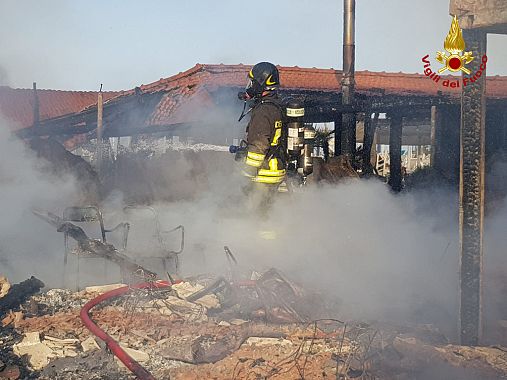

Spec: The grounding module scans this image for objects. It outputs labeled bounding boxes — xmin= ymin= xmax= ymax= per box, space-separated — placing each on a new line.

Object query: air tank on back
xmin=285 ymin=101 xmax=314 ymax=179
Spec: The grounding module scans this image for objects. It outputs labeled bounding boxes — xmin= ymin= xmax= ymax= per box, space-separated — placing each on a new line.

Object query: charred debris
xmin=2 ymin=1 xmax=507 ymax=378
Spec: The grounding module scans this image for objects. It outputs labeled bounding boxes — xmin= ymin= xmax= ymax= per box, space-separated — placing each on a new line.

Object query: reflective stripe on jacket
xmin=254 ymin=157 xmax=285 ymax=184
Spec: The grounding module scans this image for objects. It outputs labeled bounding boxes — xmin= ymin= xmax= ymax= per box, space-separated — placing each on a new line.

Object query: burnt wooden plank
xmin=459 ymin=29 xmax=487 ymax=346
xmin=388 ymin=112 xmax=403 ymax=192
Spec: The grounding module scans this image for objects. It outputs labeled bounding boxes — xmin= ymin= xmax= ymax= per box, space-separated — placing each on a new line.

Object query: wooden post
xmin=430 ymin=106 xmax=438 ymax=167
xmin=362 ymin=111 xmax=376 ymax=174
xmin=388 ymin=111 xmax=403 ymax=192
xmin=503 ymin=110 xmax=507 ymax=151
xmin=96 ymin=85 xmax=104 ymax=175
xmin=459 ymin=29 xmax=487 ymax=346
xmin=32 ymin=82 xmax=39 ymax=127
xmin=370 ymin=113 xmax=379 ymax=170
xmin=334 ymin=115 xmax=342 ymax=156
xmin=485 ymin=109 xmax=504 ymax=157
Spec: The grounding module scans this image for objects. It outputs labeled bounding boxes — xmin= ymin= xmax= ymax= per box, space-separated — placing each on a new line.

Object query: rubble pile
xmin=1 ymin=273 xmax=507 ymax=379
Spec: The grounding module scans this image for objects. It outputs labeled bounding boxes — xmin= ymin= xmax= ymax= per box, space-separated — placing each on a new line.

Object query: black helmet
xmin=244 ymin=62 xmax=279 ymax=99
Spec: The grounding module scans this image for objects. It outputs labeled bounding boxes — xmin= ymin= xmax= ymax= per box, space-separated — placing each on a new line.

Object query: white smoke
xmin=0 ymin=116 xmax=79 ymax=286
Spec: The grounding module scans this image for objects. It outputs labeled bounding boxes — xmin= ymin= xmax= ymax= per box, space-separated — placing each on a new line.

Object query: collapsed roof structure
xmin=3 ymin=64 xmax=507 ymax=189
xmin=3 ymin=63 xmax=506 ymax=142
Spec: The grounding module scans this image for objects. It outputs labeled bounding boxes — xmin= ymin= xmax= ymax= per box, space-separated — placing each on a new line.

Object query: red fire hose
xmin=80 ymin=280 xmax=182 ymax=380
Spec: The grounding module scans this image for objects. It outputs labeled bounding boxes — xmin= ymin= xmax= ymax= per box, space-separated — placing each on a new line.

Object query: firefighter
xmin=237 ymin=62 xmax=286 ymax=213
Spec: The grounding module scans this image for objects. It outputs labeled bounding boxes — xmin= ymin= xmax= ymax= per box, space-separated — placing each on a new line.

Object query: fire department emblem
xmin=436 ymin=15 xmax=474 ymax=74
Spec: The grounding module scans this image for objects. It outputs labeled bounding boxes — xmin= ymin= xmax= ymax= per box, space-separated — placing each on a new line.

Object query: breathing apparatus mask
xmin=237 ymin=79 xmax=259 ymax=121
xmin=237 ymin=62 xmax=280 ymax=122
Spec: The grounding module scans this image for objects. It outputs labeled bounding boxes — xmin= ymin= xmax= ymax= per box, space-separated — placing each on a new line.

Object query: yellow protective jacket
xmin=243 ymin=97 xmax=286 ymax=184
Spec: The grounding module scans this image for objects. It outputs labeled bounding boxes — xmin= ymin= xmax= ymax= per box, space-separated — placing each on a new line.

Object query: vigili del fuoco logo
xmin=421 ymin=15 xmax=487 ymax=88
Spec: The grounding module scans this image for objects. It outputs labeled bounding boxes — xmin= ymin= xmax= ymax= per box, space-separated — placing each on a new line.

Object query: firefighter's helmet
xmin=245 ymin=62 xmax=279 ymax=99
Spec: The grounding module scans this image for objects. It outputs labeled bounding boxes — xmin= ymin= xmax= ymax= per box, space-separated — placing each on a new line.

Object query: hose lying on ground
xmin=80 ymin=280 xmax=181 ymax=380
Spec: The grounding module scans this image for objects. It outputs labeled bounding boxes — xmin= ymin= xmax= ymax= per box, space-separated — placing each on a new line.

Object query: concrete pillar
xmin=459 ymin=29 xmax=487 ymax=346
xmin=388 ymin=112 xmax=403 ymax=192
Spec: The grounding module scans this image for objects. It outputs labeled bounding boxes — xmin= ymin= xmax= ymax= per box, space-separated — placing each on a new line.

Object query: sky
xmin=0 ymin=0 xmax=506 ymax=91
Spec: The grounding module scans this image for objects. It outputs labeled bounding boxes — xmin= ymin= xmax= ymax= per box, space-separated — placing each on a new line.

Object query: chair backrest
xmin=63 ymin=206 xmax=106 ymax=242
xmin=123 ymin=205 xmax=185 ymax=272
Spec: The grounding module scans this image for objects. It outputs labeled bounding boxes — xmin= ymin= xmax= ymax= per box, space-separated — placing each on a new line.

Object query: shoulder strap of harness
xmin=254 ymin=98 xmax=288 ymax=165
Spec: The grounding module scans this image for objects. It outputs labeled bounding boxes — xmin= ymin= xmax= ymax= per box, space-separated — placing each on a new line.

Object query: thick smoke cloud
xmin=0 ymin=116 xmax=79 ymax=286
xmin=135 ymin=173 xmax=460 ymax=338
xmin=2 ymin=94 xmax=507 ymax=350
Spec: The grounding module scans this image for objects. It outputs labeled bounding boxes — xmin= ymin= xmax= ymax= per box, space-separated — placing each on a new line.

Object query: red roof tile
xmin=4 ymin=64 xmax=507 ymax=134
xmin=0 ymin=87 xmax=118 ymax=130
xmin=135 ymin=64 xmax=507 ymax=99
xmin=132 ymin=64 xmax=507 ymax=126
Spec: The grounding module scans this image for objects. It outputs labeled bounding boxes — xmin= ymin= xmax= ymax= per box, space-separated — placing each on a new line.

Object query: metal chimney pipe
xmin=343 ymin=0 xmax=355 ymax=74
xmin=340 ymin=0 xmax=356 ymax=157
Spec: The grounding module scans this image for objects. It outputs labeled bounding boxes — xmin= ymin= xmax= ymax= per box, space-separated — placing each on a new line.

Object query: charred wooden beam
xmin=32 ymin=209 xmax=157 ymax=279
xmin=334 ymin=114 xmax=342 ymax=156
xmin=362 ymin=111 xmax=377 ymax=174
xmin=388 ymin=111 xmax=403 ymax=192
xmin=159 ymin=323 xmax=343 ymax=364
xmin=440 ymin=106 xmax=460 ymax=181
xmin=17 ymin=122 xmax=93 ymax=138
xmin=370 ymin=112 xmax=379 ymax=168
xmin=0 ymin=277 xmax=44 ymax=317
xmin=485 ymin=107 xmax=505 ymax=157
xmin=430 ymin=106 xmax=438 ymax=167
xmin=16 ymin=91 xmax=165 ymax=138
xmin=503 ymin=109 xmax=507 ymax=150
xmin=369 ymin=95 xmax=458 ymax=111
xmin=459 ymin=29 xmax=487 ymax=346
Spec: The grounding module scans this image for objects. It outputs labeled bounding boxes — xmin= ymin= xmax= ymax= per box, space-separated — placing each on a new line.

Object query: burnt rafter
xmin=16 ymin=91 xmax=165 ymax=138
xmin=13 ymin=80 xmax=506 ymax=140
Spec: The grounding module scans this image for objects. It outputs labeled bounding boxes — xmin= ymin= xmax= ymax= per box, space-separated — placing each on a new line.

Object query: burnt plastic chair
xmin=122 ymin=205 xmax=184 ymax=280
xmin=62 ymin=206 xmax=129 ymax=290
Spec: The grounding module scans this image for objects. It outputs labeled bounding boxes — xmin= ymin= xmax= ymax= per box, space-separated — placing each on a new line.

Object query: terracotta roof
xmin=6 ymin=64 xmax=507 ymax=134
xmin=137 ymin=63 xmax=507 ymax=98
xmin=132 ymin=64 xmax=507 ymax=126
xmin=0 ymin=87 xmax=118 ymax=130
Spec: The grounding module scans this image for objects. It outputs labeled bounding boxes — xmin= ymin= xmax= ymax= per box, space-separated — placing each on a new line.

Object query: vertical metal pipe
xmin=340 ymin=0 xmax=356 ymax=157
xmin=459 ymin=29 xmax=487 ymax=346
xmin=32 ymin=82 xmax=39 ymax=127
xmin=388 ymin=111 xmax=403 ymax=192
xmin=96 ymin=85 xmax=104 ymax=175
